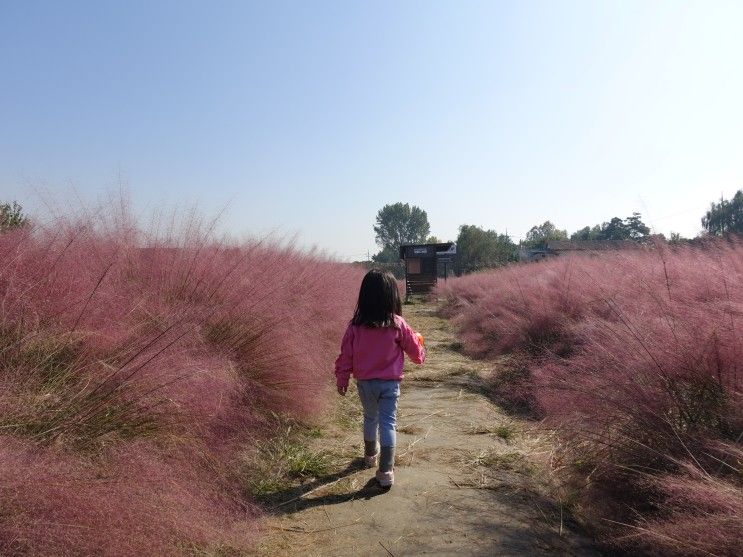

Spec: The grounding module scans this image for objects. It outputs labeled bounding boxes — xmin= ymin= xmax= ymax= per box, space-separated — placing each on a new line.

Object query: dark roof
xmin=399 ymin=242 xmax=455 ymax=259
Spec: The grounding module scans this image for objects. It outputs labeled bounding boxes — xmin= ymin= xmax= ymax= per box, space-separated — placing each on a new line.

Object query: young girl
xmin=335 ymin=269 xmax=426 ymax=487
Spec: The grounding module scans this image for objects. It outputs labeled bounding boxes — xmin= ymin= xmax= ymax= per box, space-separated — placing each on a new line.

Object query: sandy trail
xmin=259 ymin=302 xmax=597 ymax=556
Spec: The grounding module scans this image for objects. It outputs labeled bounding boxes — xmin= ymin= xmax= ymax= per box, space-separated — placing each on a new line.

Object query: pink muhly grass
xmin=0 ymin=205 xmax=362 ymax=554
xmin=436 ymin=239 xmax=743 ymax=555
xmin=625 ymin=463 xmax=743 ymax=557
xmin=0 ymin=436 xmax=259 ymax=556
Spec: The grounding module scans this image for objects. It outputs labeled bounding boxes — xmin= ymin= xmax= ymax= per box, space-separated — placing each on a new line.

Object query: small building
xmin=399 ymin=242 xmax=456 ymax=300
xmin=519 ymin=239 xmax=639 ymax=262
xmin=518 ymin=247 xmax=551 ymax=262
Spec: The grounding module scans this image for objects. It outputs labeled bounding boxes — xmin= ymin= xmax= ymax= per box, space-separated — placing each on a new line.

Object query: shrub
xmin=0 ymin=201 xmax=28 ymax=232
xmin=436 ymin=240 xmax=743 ymax=555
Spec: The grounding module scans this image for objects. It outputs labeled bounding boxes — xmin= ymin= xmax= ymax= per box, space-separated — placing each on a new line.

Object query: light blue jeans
xmin=356 ymin=379 xmax=400 ymax=447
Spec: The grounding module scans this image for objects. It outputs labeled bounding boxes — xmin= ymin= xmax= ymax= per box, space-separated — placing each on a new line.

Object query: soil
xmin=257 ymin=302 xmax=598 ymax=556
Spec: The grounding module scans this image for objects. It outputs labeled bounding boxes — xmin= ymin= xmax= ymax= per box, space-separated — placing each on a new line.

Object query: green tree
xmin=523 ymin=221 xmax=568 ymax=247
xmin=570 ymin=226 xmax=591 ymax=241
xmin=373 ymin=202 xmax=430 ymax=256
xmin=600 ymin=217 xmax=631 ymax=240
xmin=0 ymin=201 xmax=28 ymax=232
xmin=371 ymin=245 xmax=399 ymax=263
xmin=624 ymin=212 xmax=651 ymax=239
xmin=669 ymin=232 xmax=685 ymax=245
xmin=570 ymin=224 xmax=601 ymax=241
xmin=702 ymin=191 xmax=743 ymax=236
xmin=457 ymin=224 xmax=515 ymax=273
xmin=570 ymin=213 xmax=650 ymax=241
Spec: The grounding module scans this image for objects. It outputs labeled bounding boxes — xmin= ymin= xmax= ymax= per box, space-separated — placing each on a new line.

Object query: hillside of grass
xmin=0 ymin=210 xmax=362 ymax=555
xmin=436 ymin=240 xmax=743 ymax=556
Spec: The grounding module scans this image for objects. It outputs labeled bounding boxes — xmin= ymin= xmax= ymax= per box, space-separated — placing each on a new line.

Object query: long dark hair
xmin=352 ymin=269 xmax=402 ymax=328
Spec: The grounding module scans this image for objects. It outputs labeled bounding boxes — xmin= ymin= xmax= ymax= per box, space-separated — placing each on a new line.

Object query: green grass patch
xmin=240 ymin=421 xmax=333 ymax=501
xmin=468 ymin=421 xmax=517 ymax=442
xmin=467 ymin=449 xmax=534 ymax=475
xmin=494 ymin=423 xmax=517 ymax=442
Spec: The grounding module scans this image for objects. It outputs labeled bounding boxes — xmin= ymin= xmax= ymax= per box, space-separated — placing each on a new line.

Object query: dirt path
xmin=259 ymin=303 xmax=597 ymax=556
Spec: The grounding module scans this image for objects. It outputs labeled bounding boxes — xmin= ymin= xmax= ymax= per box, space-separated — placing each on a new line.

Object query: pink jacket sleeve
xmin=334 ymin=324 xmax=354 ymax=388
xmin=399 ymin=319 xmax=426 ymax=364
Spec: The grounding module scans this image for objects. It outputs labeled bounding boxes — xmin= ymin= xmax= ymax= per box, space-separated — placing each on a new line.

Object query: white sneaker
xmin=364 ymin=453 xmax=379 ymax=468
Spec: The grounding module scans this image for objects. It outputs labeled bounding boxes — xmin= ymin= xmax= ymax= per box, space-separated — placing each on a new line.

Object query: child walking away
xmin=334 ymin=269 xmax=426 ymax=488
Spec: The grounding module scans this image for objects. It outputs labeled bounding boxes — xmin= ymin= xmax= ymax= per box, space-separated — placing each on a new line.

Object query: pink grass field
xmin=0 ymin=209 xmax=362 ymax=555
xmin=436 ymin=240 xmax=743 ymax=556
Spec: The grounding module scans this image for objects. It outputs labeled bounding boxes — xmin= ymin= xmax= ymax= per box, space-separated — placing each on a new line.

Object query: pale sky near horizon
xmin=2 ymin=1 xmax=742 ymax=260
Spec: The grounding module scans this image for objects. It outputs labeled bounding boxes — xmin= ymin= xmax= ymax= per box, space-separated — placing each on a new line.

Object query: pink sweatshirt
xmin=334 ymin=314 xmax=426 ymax=389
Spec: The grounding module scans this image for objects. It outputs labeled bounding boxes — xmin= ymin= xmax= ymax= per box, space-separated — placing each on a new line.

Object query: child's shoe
xmin=363 ymin=440 xmax=378 ymax=468
xmin=376 ymin=445 xmax=395 ymax=486
xmin=375 ymin=469 xmax=394 ymax=487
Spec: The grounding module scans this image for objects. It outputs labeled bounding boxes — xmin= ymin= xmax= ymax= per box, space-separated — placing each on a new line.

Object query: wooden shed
xmin=399 ymin=242 xmax=456 ymax=300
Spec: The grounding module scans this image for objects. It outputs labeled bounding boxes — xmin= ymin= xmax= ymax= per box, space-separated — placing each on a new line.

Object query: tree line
xmin=370 ymin=190 xmax=743 ymax=275
xmin=4 ymin=190 xmax=743 ymax=274
xmin=702 ymin=191 xmax=743 ymax=235
xmin=369 ymin=203 xmax=660 ymax=274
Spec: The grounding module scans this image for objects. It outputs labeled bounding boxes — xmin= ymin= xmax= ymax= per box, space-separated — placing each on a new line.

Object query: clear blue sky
xmin=2 ymin=1 xmax=742 ymax=259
